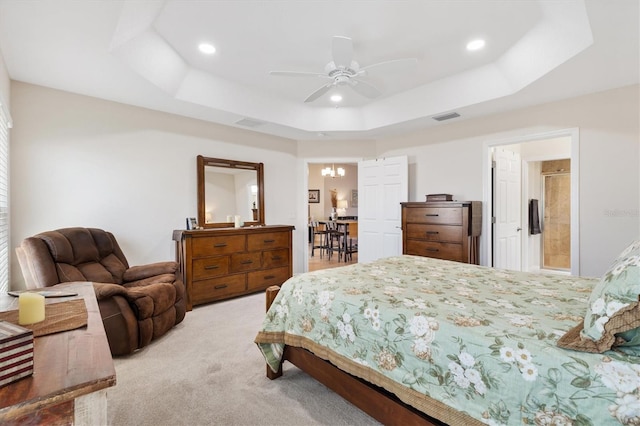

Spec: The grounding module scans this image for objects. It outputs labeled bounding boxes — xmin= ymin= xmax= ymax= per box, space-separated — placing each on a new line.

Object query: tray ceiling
xmin=0 ymin=0 xmax=637 ymax=140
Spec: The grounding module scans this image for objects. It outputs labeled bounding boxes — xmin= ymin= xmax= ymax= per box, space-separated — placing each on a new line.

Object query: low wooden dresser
xmin=401 ymin=201 xmax=482 ymax=264
xmin=0 ymin=282 xmax=115 ymax=424
xmin=173 ymin=225 xmax=294 ymax=310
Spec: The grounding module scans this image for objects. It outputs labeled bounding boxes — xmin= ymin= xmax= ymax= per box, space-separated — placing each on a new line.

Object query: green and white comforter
xmin=255 ymin=255 xmax=640 ymax=425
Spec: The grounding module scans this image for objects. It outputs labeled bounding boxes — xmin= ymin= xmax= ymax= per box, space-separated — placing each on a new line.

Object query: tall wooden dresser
xmin=173 ymin=225 xmax=294 ymax=310
xmin=401 ymin=201 xmax=482 ymax=264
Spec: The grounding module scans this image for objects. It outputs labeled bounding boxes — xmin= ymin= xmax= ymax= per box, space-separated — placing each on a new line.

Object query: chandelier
xmin=321 ymin=164 xmax=345 ymax=178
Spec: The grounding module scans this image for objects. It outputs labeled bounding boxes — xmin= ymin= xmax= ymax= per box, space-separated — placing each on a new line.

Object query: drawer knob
xmin=204 ymin=265 xmax=220 ymax=270
xmin=426 ymin=248 xmax=439 ymax=252
xmin=426 ymin=231 xmax=439 ymax=235
xmin=271 ymin=256 xmax=283 ymax=261
xmin=240 ymin=260 xmax=254 ymax=265
xmin=264 ymin=239 xmax=276 ymax=243
xmin=425 ymin=213 xmax=439 ymax=217
xmin=214 ymin=284 xmax=228 ymax=290
xmin=214 ymin=243 xmax=227 ymax=248
xmin=264 ymin=275 xmax=275 ymax=280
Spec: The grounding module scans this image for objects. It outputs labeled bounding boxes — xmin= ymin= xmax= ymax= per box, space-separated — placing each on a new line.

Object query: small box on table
xmin=426 ymin=193 xmax=453 ymax=202
xmin=0 ymin=320 xmax=34 ymax=387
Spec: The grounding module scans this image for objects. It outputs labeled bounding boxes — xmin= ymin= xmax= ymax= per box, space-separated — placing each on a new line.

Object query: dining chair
xmin=325 ymin=221 xmax=344 ymax=261
xmin=344 ymin=226 xmax=358 ymax=262
xmin=309 ymin=221 xmax=328 ymax=258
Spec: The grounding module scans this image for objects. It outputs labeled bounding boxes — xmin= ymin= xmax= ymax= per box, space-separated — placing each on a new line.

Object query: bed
xmin=255 ymin=243 xmax=640 ymax=425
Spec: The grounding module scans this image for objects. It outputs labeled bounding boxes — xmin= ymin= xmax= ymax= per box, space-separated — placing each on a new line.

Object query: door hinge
xmin=491 ymin=160 xmax=496 ymax=169
xmin=491 ymin=216 xmax=496 ymax=224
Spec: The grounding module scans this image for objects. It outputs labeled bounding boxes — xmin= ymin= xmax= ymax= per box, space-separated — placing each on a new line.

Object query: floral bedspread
xmin=255 ymin=255 xmax=640 ymax=425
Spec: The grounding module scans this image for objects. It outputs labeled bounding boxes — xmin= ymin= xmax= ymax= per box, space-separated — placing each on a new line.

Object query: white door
xmin=494 ymin=148 xmax=522 ymax=270
xmin=358 ymin=156 xmax=408 ymax=263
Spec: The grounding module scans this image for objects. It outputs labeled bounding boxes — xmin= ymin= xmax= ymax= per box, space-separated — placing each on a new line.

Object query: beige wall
xmin=376 ymin=85 xmax=640 ymax=277
xmin=10 ymin=82 xmax=300 ymax=289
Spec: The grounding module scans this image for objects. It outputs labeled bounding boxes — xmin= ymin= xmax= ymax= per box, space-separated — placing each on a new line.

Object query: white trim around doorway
xmin=482 ymin=128 xmax=580 ymax=276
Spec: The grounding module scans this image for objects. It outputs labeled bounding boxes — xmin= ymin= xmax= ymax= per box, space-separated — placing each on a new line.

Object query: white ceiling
xmin=0 ymin=0 xmax=637 ymax=141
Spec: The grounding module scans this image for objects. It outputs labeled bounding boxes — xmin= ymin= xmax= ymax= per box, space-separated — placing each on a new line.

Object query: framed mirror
xmin=197 ymin=155 xmax=265 ymax=228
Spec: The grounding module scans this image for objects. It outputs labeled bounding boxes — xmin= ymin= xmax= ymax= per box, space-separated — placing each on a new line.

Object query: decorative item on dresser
xmin=173 ymin=225 xmax=294 ymax=310
xmin=401 ymin=201 xmax=482 ymax=264
xmin=425 ymin=193 xmax=453 ymax=202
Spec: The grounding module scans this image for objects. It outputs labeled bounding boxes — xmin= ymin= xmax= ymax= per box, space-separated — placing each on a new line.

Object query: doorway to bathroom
xmin=483 ymin=128 xmax=580 ymax=276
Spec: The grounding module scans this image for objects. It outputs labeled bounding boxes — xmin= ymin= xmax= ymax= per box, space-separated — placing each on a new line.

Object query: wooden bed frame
xmin=264 ymin=285 xmax=446 ymax=426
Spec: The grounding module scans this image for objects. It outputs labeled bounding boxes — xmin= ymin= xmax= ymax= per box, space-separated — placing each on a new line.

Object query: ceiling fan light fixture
xmin=330 ymin=94 xmax=343 ymax=103
xmin=270 ymin=36 xmax=416 ymax=103
xmin=198 ymin=43 xmax=216 ymax=54
xmin=466 ymin=39 xmax=485 ymax=51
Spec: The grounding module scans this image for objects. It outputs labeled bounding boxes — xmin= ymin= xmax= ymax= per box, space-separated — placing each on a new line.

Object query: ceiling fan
xmin=269 ymin=36 xmax=418 ymax=103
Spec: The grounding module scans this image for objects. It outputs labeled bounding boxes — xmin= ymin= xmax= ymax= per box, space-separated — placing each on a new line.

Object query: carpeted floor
xmin=107 ymin=291 xmax=380 ymax=425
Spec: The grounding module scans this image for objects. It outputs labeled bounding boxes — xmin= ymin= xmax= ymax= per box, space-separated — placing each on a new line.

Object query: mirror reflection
xmin=197 ymin=156 xmax=264 ymax=228
xmin=204 ymin=168 xmax=257 ymax=223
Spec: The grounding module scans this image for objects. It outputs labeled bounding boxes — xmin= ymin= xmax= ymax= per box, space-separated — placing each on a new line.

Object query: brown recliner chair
xmin=16 ymin=227 xmax=186 ymax=356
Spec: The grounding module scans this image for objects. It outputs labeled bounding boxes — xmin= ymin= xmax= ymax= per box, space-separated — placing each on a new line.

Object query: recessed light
xmin=330 ymin=94 xmax=343 ymax=102
xmin=198 ymin=43 xmax=216 ymax=54
xmin=466 ymin=39 xmax=485 ymax=51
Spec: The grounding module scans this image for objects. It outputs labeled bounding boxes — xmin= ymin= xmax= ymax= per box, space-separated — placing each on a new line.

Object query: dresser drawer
xmin=262 ymin=249 xmax=290 ymax=269
xmin=248 ymin=267 xmax=290 ymax=292
xmin=191 ymin=235 xmax=245 ymax=258
xmin=192 ymin=274 xmax=246 ymax=303
xmin=192 ymin=256 xmax=229 ymax=280
xmin=405 ymin=207 xmax=463 ymax=225
xmin=405 ymin=240 xmax=463 ymax=262
xmin=230 ymin=252 xmax=262 ymax=273
xmin=405 ymin=224 xmax=463 ymax=243
xmin=247 ymin=232 xmax=289 ymax=251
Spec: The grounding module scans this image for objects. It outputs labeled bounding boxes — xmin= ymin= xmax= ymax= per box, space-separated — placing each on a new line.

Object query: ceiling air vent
xmin=432 ymin=112 xmax=460 ymax=122
xmin=235 ymin=118 xmax=265 ymax=128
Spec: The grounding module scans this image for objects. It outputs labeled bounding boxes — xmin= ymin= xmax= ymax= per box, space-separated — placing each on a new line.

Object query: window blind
xmin=0 ymin=104 xmax=10 ymax=293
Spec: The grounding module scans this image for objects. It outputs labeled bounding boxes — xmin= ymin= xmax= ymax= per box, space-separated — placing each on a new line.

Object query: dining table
xmin=318 ymin=220 xmax=358 ymax=262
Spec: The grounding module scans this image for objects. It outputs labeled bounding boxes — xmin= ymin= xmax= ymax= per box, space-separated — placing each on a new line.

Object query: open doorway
xmin=483 ymin=129 xmax=580 ymax=275
xmin=307 ymin=162 xmax=358 ymax=272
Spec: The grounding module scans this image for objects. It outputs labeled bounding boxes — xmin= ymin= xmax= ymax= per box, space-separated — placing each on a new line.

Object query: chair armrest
xmin=94 ymin=281 xmax=175 ymax=320
xmin=123 ymin=262 xmax=177 ymax=282
xmin=93 ymin=282 xmax=130 ymax=301
xmin=125 ymin=283 xmax=177 ymax=319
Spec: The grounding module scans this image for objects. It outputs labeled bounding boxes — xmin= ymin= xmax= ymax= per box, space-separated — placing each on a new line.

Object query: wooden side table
xmin=0 ymin=282 xmax=116 ymax=425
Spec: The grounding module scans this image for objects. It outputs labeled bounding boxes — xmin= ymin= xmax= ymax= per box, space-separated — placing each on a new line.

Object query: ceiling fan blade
xmin=304 ymin=83 xmax=333 ymax=103
xmin=359 ymin=58 xmax=418 ymax=75
xmin=332 ymin=36 xmax=353 ymax=69
xmin=349 ymin=79 xmax=381 ymax=99
xmin=270 ymin=70 xmax=327 ymax=78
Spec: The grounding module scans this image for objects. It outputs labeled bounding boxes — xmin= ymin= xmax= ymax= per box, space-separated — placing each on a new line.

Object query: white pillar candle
xmin=18 ymin=292 xmax=45 ymax=325
xmin=234 ymin=215 xmax=242 ymax=228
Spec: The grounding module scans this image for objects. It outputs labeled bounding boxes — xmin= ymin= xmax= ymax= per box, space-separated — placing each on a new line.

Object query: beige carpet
xmin=107 ymin=291 xmax=379 ymax=425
